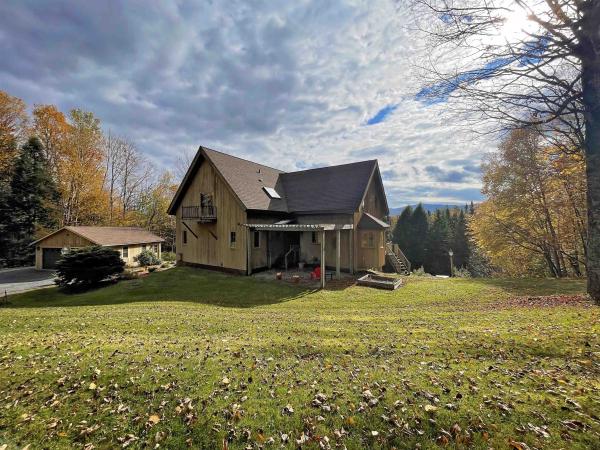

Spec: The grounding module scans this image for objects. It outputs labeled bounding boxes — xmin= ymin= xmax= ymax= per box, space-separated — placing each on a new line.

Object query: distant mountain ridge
xmin=389 ymin=203 xmax=469 ymax=216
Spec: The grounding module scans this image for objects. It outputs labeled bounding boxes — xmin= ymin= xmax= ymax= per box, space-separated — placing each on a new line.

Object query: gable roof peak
xmin=168 ymin=146 xmax=386 ymax=215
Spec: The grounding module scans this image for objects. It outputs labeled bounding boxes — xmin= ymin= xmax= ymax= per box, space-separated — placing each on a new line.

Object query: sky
xmin=0 ymin=0 xmax=492 ymax=207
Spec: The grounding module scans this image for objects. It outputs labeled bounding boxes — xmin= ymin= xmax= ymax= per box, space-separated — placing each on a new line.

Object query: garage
xmin=33 ymin=226 xmax=164 ymax=270
xmin=42 ymin=248 xmax=62 ymax=269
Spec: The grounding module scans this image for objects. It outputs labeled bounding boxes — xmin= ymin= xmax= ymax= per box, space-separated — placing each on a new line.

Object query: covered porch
xmin=242 ymin=223 xmax=354 ymax=288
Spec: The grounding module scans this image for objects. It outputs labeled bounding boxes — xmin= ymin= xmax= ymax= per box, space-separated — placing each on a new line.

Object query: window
xmin=183 ymin=230 xmax=187 ymax=245
xmin=311 ymin=231 xmax=320 ymax=244
xmin=262 ymin=186 xmax=281 ymax=199
xmin=200 ymin=193 xmax=213 ymax=207
xmin=361 ymin=232 xmax=376 ymax=248
xmin=253 ymin=230 xmax=260 ymax=248
xmin=152 ymin=244 xmax=159 ymax=254
xmin=122 ymin=246 xmax=129 ymax=258
xmin=230 ymin=231 xmax=236 ymax=248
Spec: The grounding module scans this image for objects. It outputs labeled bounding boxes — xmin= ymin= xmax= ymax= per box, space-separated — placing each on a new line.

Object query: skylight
xmin=263 ymin=187 xmax=281 ymax=199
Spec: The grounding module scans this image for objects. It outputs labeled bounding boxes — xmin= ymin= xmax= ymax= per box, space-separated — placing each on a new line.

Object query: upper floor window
xmin=200 ymin=193 xmax=213 ymax=207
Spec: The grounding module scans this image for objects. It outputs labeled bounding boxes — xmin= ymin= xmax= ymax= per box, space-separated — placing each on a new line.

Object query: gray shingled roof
xmin=169 ymin=146 xmax=383 ymax=215
xmin=203 ymin=148 xmax=288 ymax=212
xmin=281 ymin=160 xmax=377 ymax=213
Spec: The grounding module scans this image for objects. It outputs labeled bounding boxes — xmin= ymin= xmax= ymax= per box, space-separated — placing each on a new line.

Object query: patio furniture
xmin=310 ymin=267 xmax=334 ymax=281
xmin=310 ymin=267 xmax=321 ymax=280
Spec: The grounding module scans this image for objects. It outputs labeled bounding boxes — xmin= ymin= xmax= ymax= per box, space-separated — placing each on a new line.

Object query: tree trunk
xmin=581 ymin=2 xmax=600 ymax=303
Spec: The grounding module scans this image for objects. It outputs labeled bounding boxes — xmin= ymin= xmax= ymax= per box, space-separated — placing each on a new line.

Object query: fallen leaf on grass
xmin=424 ymin=404 xmax=438 ymax=413
xmin=147 ymin=414 xmax=160 ymax=427
xmin=509 ymin=440 xmax=531 ymax=450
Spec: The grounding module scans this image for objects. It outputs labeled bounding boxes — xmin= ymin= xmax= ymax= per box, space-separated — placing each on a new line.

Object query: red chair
xmin=310 ymin=266 xmax=321 ymax=280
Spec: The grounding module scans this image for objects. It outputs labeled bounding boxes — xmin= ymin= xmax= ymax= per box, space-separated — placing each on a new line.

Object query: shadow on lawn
xmin=6 ymin=267 xmax=318 ymax=309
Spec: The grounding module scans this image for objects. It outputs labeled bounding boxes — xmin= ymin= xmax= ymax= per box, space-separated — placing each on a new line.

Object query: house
xmin=168 ymin=146 xmax=407 ymax=287
xmin=33 ymin=226 xmax=164 ymax=269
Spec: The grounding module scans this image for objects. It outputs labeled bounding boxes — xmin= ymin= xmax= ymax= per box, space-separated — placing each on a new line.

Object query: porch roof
xmin=242 ymin=223 xmax=353 ymax=231
xmin=357 ymin=212 xmax=390 ymax=230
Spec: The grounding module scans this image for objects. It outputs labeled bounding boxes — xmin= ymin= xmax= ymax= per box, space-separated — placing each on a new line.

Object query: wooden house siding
xmin=34 ymin=229 xmax=161 ymax=269
xmin=295 ymin=215 xmax=353 ymax=270
xmin=34 ymin=229 xmax=94 ymax=269
xmin=176 ymin=159 xmax=248 ymax=272
xmin=171 ymin=148 xmax=391 ymax=276
xmin=353 ymin=173 xmax=388 ymax=271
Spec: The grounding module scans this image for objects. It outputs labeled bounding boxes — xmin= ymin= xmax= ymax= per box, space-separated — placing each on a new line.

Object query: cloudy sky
xmin=0 ymin=0 xmax=490 ymax=207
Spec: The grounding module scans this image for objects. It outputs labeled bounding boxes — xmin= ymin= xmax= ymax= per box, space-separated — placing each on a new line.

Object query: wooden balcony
xmin=181 ymin=205 xmax=217 ymax=223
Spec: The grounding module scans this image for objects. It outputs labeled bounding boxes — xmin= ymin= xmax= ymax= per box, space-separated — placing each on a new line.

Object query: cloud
xmin=348 ymin=145 xmax=394 ymax=159
xmin=0 ymin=0 xmax=488 ymax=206
xmin=424 ymin=164 xmax=480 ymax=183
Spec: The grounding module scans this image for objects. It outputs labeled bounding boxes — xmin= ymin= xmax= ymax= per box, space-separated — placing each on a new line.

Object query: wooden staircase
xmin=385 ymin=243 xmax=411 ymax=275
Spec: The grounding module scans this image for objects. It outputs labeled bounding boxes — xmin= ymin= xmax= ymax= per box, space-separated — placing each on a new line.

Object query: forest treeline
xmin=392 ymin=127 xmax=586 ymax=278
xmin=0 ymin=90 xmax=177 ymax=266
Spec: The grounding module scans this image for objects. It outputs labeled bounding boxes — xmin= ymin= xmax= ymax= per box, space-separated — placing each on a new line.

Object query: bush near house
xmin=161 ymin=251 xmax=176 ymax=262
xmin=55 ymin=246 xmax=124 ymax=287
xmin=134 ymin=248 xmax=161 ymax=267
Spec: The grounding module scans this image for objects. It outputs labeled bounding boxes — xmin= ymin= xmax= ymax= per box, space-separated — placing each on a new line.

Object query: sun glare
xmin=499 ymin=8 xmax=535 ymax=41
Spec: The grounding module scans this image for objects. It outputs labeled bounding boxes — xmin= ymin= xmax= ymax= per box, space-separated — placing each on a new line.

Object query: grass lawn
xmin=1 ymin=268 xmax=598 ymax=449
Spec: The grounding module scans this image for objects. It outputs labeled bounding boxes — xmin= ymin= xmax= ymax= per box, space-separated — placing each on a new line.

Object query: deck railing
xmin=386 ymin=242 xmax=411 ymax=273
xmin=181 ymin=205 xmax=217 ymax=221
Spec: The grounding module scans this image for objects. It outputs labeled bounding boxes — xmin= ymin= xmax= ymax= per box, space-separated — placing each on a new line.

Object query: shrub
xmin=162 ymin=251 xmax=176 ymax=262
xmin=412 ymin=266 xmax=431 ymax=277
xmin=56 ymin=246 xmax=124 ymax=287
xmin=120 ymin=271 xmax=137 ymax=280
xmin=452 ymin=267 xmax=472 ymax=278
xmin=135 ymin=249 xmax=161 ymax=267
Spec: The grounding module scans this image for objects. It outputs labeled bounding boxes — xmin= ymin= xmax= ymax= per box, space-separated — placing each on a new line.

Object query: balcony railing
xmin=181 ymin=205 xmax=217 ymax=222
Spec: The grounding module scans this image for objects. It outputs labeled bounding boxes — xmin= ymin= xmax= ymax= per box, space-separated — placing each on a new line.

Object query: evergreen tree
xmin=407 ymin=203 xmax=428 ymax=269
xmin=424 ymin=208 xmax=451 ymax=275
xmin=450 ymin=209 xmax=470 ymax=268
xmin=0 ymin=137 xmax=58 ymax=265
xmin=392 ymin=205 xmax=413 ymax=250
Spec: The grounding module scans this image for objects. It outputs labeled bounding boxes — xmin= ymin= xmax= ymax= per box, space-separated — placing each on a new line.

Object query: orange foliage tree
xmin=470 ymin=128 xmax=586 ymax=277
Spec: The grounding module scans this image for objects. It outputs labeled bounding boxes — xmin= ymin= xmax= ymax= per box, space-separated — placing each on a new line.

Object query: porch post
xmin=320 ymin=229 xmax=326 ymax=288
xmin=336 ymin=229 xmax=341 ymax=279
xmin=246 ymin=227 xmax=252 ymax=275
xmin=349 ymin=229 xmax=354 ymax=275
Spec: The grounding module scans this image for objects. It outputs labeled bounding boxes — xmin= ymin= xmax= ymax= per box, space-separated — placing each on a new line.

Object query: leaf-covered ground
xmin=1 ymin=268 xmax=598 ymax=449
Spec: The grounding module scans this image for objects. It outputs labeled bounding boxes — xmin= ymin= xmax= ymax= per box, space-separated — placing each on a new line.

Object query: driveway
xmin=0 ymin=267 xmax=56 ymax=296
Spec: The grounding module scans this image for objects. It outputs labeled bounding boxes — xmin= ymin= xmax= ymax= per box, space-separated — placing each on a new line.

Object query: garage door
xmin=42 ymin=248 xmax=62 ymax=269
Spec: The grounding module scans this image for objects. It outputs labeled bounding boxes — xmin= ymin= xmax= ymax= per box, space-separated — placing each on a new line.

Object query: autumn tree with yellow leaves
xmin=470 ymin=127 xmax=586 ymax=277
xmin=0 ymin=91 xmax=28 ymax=184
xmin=0 ymin=90 xmax=177 ymax=265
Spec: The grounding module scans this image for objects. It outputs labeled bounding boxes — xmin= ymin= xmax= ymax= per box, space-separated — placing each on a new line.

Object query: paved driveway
xmin=0 ymin=267 xmax=56 ymax=295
